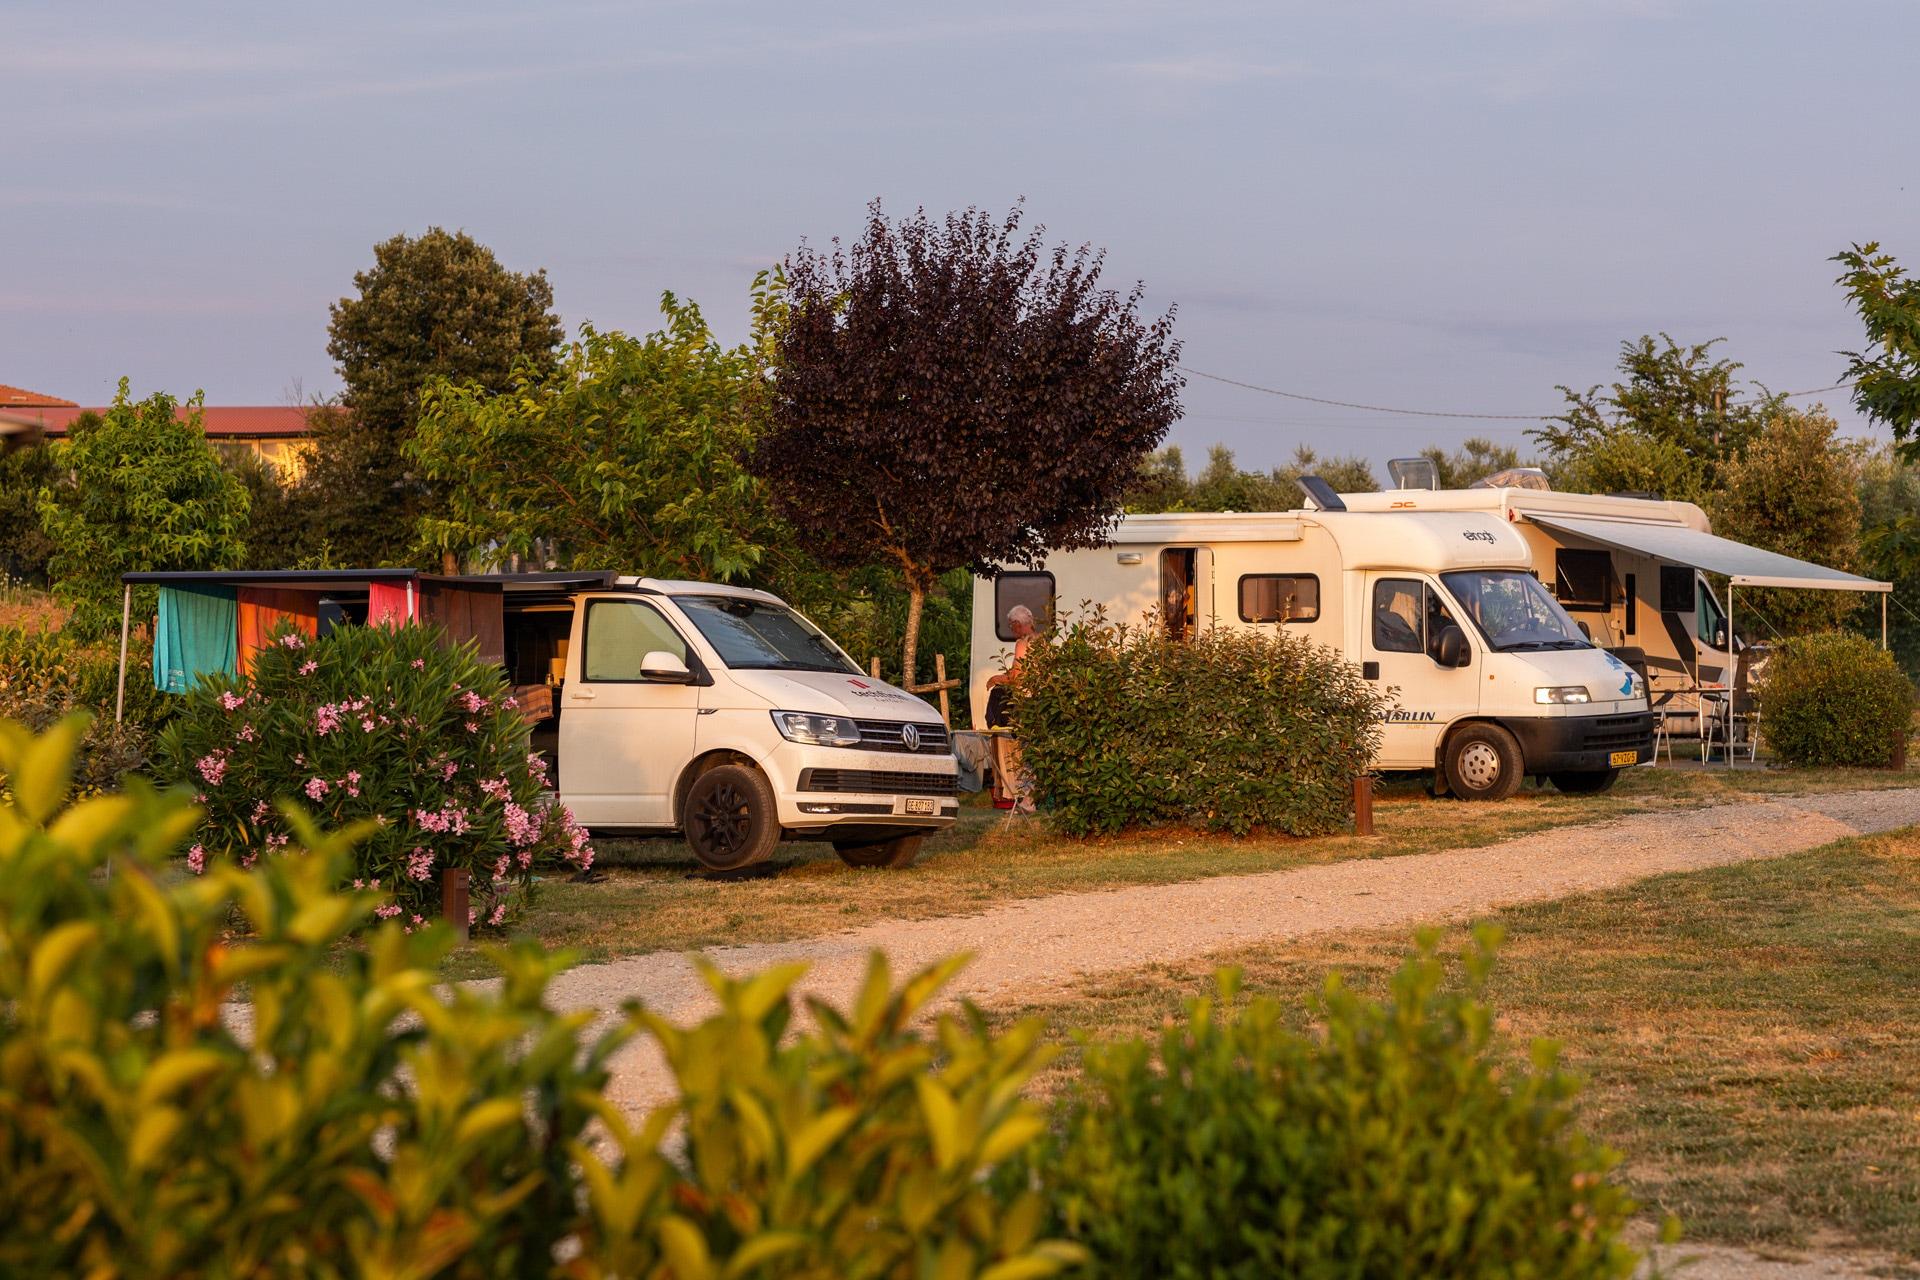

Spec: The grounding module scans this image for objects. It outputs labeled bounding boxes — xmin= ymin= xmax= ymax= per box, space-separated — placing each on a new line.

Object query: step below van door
xmin=1362 ymin=574 xmax=1481 ymax=769
xmin=557 ymin=595 xmax=701 ymax=827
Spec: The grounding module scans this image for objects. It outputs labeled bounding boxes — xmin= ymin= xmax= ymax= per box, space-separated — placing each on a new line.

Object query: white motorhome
xmin=123 ymin=570 xmax=958 ymax=872
xmin=1338 ymin=482 xmax=1893 ymax=701
xmin=970 ymin=501 xmax=1652 ymax=800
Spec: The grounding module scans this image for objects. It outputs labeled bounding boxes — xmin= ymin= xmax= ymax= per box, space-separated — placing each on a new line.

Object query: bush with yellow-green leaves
xmin=0 ymin=714 xmax=1645 ymax=1277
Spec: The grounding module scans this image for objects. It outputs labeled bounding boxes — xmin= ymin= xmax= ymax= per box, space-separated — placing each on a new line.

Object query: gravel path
xmin=540 ymin=787 xmax=1920 ymax=1116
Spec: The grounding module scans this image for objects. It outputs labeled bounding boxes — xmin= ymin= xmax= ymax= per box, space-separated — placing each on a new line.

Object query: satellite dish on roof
xmin=1387 ymin=457 xmax=1438 ymax=490
xmin=1469 ymin=466 xmax=1552 ymax=491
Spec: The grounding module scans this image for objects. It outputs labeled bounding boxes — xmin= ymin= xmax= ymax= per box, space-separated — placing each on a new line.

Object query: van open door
xmin=557 ymin=595 xmax=703 ymax=827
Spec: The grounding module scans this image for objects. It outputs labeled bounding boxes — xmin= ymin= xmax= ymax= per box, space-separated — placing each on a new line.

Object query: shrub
xmin=154 ymin=621 xmax=590 ymax=929
xmin=1757 ymin=630 xmax=1917 ymax=767
xmin=1007 ymin=614 xmax=1387 ymax=836
xmin=1027 ymin=930 xmax=1640 ymax=1279
xmin=0 ymin=717 xmax=1084 ymax=1278
xmin=0 ymin=623 xmax=171 ymax=796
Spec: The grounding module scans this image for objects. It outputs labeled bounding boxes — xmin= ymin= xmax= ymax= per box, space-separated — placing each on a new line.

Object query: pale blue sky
xmin=5 ymin=0 xmax=1916 ymax=471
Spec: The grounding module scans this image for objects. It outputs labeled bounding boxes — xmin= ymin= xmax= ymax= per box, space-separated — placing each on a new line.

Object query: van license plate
xmin=1609 ymin=750 xmax=1638 ymax=767
xmin=902 ymin=797 xmax=937 ymax=816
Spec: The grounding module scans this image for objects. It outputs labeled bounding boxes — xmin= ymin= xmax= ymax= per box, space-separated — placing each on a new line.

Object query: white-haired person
xmin=984 ymin=604 xmax=1038 ymax=813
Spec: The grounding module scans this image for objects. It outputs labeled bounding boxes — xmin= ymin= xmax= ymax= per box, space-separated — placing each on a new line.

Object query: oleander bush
xmin=154 ymin=621 xmax=590 ymax=930
xmin=1007 ymin=613 xmax=1387 ymax=836
xmin=0 ymin=716 xmax=1086 ymax=1279
xmin=1757 ymin=630 xmax=1917 ymax=767
xmin=1027 ymin=930 xmax=1641 ymax=1280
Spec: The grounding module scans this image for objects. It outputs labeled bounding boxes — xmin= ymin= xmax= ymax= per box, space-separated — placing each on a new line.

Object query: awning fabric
xmin=1527 ymin=515 xmax=1892 ymax=594
xmin=154 ymin=585 xmax=237 ymax=693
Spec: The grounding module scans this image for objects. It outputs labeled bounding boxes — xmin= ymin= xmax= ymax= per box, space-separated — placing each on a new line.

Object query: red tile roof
xmin=11 ymin=404 xmax=332 ymax=439
xmin=0 ymin=385 xmax=79 ymax=407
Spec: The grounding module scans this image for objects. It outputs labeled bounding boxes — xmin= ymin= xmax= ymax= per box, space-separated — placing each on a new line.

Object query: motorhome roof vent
xmin=1469 ymin=466 xmax=1552 ymax=491
xmin=1387 ymin=457 xmax=1438 ymax=490
xmin=1295 ymin=475 xmax=1347 ymax=512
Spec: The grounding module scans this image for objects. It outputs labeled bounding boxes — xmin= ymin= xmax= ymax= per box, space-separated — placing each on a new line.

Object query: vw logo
xmin=901 ymin=724 xmax=921 ymax=752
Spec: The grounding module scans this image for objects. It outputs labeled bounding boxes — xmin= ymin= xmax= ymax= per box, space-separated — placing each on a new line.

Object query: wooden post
xmin=115 ymin=584 xmax=132 ymax=724
xmin=934 ymin=653 xmax=951 ymax=727
xmin=442 ymin=868 xmax=471 ymax=943
xmin=1352 ymin=776 xmax=1374 ymax=836
xmin=870 ymin=656 xmax=881 ymax=680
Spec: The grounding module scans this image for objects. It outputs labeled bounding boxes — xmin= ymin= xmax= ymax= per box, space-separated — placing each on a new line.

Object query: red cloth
xmin=236 ymin=588 xmax=320 ymax=675
xmin=368 ymin=581 xmax=416 ymax=627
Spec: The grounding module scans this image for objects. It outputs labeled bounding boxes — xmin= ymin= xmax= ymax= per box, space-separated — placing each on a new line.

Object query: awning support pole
xmin=1726 ymin=585 xmax=1736 ymax=768
xmin=115 ymin=584 xmax=131 ymax=725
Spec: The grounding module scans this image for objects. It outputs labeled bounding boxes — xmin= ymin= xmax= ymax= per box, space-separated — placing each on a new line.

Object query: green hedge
xmin=0 ymin=718 xmax=1645 ymax=1277
xmin=1007 ymin=616 xmax=1387 ymax=836
xmin=1758 ymin=631 xmax=1916 ymax=767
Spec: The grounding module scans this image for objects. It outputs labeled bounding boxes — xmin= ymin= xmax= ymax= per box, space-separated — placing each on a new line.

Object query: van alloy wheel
xmin=692 ymin=781 xmax=751 ymax=854
xmin=682 ymin=763 xmax=780 ymax=870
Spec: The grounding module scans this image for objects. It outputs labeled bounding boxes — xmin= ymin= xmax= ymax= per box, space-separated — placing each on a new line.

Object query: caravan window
xmin=994 ymin=573 xmax=1054 ymax=641
xmin=1239 ymin=574 xmax=1319 ymax=623
xmin=1554 ymin=549 xmax=1614 ymax=610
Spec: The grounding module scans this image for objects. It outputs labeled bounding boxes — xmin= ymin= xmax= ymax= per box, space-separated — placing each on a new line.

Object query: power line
xmin=1180 ymin=365 xmax=1857 ymax=422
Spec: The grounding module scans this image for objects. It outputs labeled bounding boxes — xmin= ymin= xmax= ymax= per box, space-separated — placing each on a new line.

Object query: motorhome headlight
xmin=771 ymin=711 xmax=863 ymax=747
xmin=1533 ymin=685 xmax=1592 ymax=705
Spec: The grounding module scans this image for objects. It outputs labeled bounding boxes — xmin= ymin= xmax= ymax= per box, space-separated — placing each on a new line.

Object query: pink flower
xmin=186 ymin=844 xmax=206 ymax=875
xmin=252 ymin=800 xmax=271 ymax=821
xmin=278 ymin=632 xmax=305 ymax=649
xmin=266 ymin=833 xmax=289 ymax=851
xmin=526 ymin=753 xmax=551 ymax=785
xmin=411 ymin=914 xmax=426 ymax=927
xmin=240 ymin=850 xmax=259 ymax=869
xmin=235 ymin=723 xmax=257 ymax=743
xmin=467 ymin=906 xmax=477 ymax=925
xmin=304 ymin=777 xmax=328 ymax=802
xmin=219 ymin=691 xmax=246 ymax=712
xmin=314 ymin=705 xmax=342 ymax=736
xmin=478 ymin=777 xmax=511 ymax=802
xmin=410 ymin=658 xmax=426 ymax=670
xmin=352 ymin=878 xmax=366 ymax=889
xmin=464 ymin=720 xmax=479 ymax=734
xmin=493 ymin=854 xmax=510 ymax=879
xmin=459 ymin=691 xmax=486 ymax=714
xmin=442 ymin=761 xmax=459 ymax=781
xmin=406 ymin=847 xmax=434 ymax=881
xmin=196 ymin=753 xmax=227 ymax=786
xmin=504 ymin=802 xmax=541 ymax=847
xmin=342 ymin=770 xmax=362 ymax=798
xmin=488 ymin=903 xmax=507 ymax=927
xmin=361 ymin=717 xmax=377 ymax=733
xmin=374 ymin=902 xmax=403 ymax=920
xmin=298 ymin=660 xmax=318 ymax=676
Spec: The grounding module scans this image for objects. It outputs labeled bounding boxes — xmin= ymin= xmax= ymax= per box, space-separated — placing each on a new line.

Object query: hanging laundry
xmin=153 ymin=585 xmax=238 ymax=693
xmin=367 ymin=580 xmax=417 ymax=627
xmin=236 ymin=587 xmax=321 ymax=675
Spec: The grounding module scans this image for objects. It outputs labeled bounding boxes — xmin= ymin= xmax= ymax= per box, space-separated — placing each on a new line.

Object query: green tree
xmin=1126 ymin=445 xmax=1193 ymax=512
xmin=36 ymin=382 xmax=249 ymax=637
xmin=1854 ymin=445 xmax=1920 ymax=670
xmin=754 ymin=202 xmax=1183 ymax=686
xmin=0 ymin=441 xmax=58 ymax=584
xmin=220 ymin=447 xmax=313 ymax=570
xmin=410 ymin=297 xmax=782 ymax=582
xmin=1419 ymin=436 xmax=1528 ymax=489
xmin=1834 ymin=241 xmax=1920 ymax=461
xmin=1710 ymin=408 xmax=1863 ymax=635
xmin=1532 ymin=335 xmax=1779 ymax=501
xmin=1129 ymin=443 xmax=1377 ymax=513
xmin=310 ymin=228 xmax=564 ymax=566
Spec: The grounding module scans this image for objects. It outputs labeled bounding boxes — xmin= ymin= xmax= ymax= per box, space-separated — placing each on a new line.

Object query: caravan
xmin=970 ymin=492 xmax=1654 ymax=800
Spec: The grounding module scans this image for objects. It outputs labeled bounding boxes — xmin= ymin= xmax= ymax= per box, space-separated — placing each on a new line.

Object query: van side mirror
xmin=1434 ymin=625 xmax=1470 ymax=668
xmin=640 ymin=650 xmax=693 ymax=683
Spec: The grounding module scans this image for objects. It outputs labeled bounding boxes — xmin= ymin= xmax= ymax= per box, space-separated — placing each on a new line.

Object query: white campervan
xmin=970 ymin=500 xmax=1652 ymax=800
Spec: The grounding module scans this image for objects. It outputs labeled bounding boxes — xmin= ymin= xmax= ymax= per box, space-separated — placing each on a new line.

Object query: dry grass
xmin=488 ymin=763 xmax=1919 ymax=972
xmin=0 ymin=580 xmax=61 ymax=632
xmin=993 ymin=827 xmax=1920 ymax=1261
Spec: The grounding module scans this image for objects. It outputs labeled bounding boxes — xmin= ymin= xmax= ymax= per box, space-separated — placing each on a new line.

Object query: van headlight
xmin=1534 ymin=686 xmax=1591 ymax=705
xmin=771 ymin=711 xmax=863 ymax=747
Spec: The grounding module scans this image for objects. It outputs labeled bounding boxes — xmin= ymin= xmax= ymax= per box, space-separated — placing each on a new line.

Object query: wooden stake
xmin=870 ymin=656 xmax=881 ymax=680
xmin=934 ymin=653 xmax=951 ymax=727
xmin=442 ymin=868 xmax=471 ymax=943
xmin=1352 ymin=776 xmax=1374 ymax=837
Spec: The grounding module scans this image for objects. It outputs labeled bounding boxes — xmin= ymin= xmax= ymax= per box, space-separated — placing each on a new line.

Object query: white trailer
xmin=971 ymin=499 xmax=1654 ymax=800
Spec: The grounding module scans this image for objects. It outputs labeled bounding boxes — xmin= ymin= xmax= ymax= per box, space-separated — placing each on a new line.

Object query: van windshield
xmin=674 ymin=596 xmax=862 ymax=674
xmin=1439 ymin=570 xmax=1592 ymax=652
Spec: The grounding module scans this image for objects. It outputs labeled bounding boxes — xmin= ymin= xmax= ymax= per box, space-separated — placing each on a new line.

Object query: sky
xmin=5 ymin=0 xmax=1918 ymax=477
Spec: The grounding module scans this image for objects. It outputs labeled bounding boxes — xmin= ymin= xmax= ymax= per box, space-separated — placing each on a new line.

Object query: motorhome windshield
xmin=675 ymin=596 xmax=862 ymax=673
xmin=1439 ymin=570 xmax=1592 ymax=652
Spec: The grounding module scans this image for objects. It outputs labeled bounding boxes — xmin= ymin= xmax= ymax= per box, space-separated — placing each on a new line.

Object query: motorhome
xmin=121 ymin=569 xmax=958 ymax=872
xmin=970 ymin=494 xmax=1654 ymax=800
xmin=1339 ymin=475 xmax=1893 ymax=698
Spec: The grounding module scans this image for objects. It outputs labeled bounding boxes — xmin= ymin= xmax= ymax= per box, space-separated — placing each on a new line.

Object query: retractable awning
xmin=1526 ymin=514 xmax=1891 ymax=593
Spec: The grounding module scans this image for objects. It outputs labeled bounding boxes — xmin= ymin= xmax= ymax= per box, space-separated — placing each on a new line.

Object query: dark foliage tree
xmin=0 ymin=441 xmax=58 ymax=584
xmin=1834 ymin=241 xmax=1920 ymax=462
xmin=311 ymin=228 xmax=563 ymax=566
xmin=755 ymin=202 xmax=1183 ymax=685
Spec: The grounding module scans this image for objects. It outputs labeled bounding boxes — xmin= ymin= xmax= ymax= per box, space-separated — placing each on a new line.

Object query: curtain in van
xmin=236 ymin=587 xmax=320 ymax=675
xmin=153 ymin=585 xmax=238 ymax=693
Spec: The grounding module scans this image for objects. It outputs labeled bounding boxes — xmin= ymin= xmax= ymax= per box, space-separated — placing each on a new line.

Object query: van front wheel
xmin=1442 ymin=723 xmax=1524 ymax=801
xmin=683 ymin=764 xmax=780 ymax=871
xmin=1550 ymin=768 xmax=1620 ymax=795
xmin=834 ymin=833 xmax=925 ymax=869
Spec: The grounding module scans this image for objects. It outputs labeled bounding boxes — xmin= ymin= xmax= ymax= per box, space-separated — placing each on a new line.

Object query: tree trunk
xmin=901 ymin=581 xmax=925 ymax=692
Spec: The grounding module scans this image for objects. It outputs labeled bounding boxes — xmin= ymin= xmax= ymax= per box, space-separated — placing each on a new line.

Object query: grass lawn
xmin=995 ymin=827 xmax=1920 ymax=1262
xmin=475 ymin=762 xmax=1919 ymax=977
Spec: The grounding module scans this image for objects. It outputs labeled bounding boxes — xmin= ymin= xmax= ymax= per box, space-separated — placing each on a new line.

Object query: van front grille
xmin=798 ymin=768 xmax=957 ymax=797
xmin=853 ymin=719 xmax=952 ymax=755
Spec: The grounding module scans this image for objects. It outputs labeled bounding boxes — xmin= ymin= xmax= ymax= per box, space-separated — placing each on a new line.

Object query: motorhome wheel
xmin=683 ymin=763 xmax=780 ymax=870
xmin=1442 ymin=723 xmax=1523 ymax=801
xmin=833 ymin=833 xmax=925 ymax=869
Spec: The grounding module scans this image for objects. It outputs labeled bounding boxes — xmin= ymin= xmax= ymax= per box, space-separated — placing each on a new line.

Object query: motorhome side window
xmin=1239 ymin=574 xmax=1319 ymax=623
xmin=1371 ymin=579 xmax=1427 ymax=653
xmin=582 ymin=600 xmax=689 ymax=682
xmin=1554 ymin=549 xmax=1614 ymax=610
xmin=994 ymin=573 xmax=1054 ymax=641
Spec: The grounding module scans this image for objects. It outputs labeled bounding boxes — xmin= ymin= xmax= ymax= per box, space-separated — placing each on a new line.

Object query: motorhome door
xmin=1158 ymin=547 xmax=1216 ymax=640
xmin=1362 ymin=573 xmax=1481 ymax=769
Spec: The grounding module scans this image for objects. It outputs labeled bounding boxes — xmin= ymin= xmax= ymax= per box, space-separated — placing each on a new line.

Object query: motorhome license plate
xmin=902 ymin=797 xmax=937 ymax=816
xmin=1609 ymin=750 xmax=1638 ymax=767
